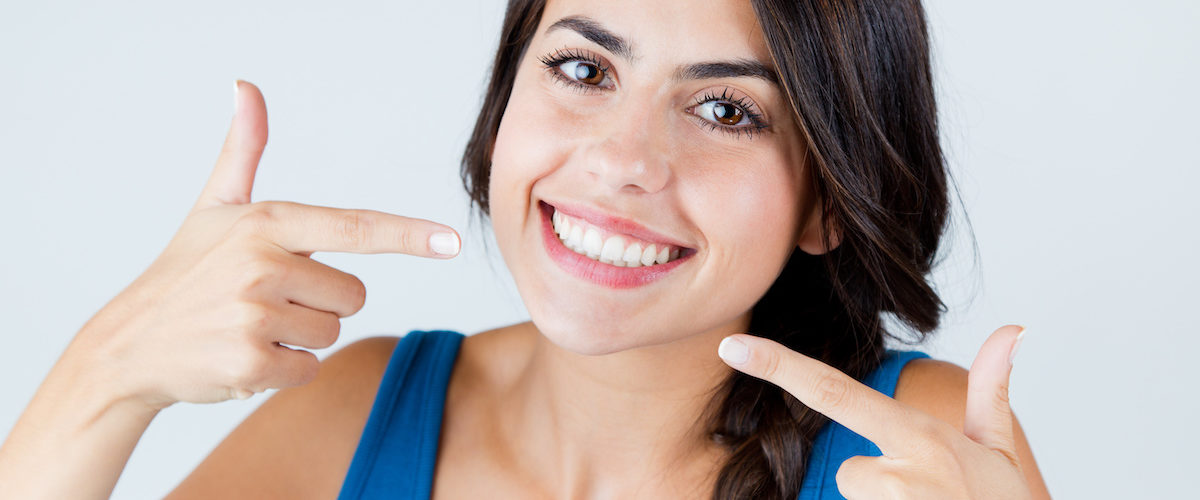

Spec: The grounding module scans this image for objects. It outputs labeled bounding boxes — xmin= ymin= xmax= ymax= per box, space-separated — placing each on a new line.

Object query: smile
xmin=553 ymin=208 xmax=683 ymax=267
xmin=538 ymin=201 xmax=694 ymax=289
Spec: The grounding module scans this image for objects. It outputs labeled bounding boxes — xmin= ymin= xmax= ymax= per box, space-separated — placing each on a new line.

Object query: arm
xmin=1 ymin=80 xmax=457 ymax=500
xmin=165 ymin=336 xmax=399 ymax=499
xmin=0 ymin=328 xmax=162 ymax=500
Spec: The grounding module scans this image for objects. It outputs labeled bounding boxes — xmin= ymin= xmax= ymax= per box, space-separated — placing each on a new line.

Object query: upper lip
xmin=540 ymin=199 xmax=692 ymax=250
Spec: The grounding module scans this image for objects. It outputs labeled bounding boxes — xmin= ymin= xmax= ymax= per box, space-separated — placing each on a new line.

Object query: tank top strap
xmin=797 ymin=349 xmax=931 ymax=500
xmin=338 ymin=330 xmax=465 ymax=500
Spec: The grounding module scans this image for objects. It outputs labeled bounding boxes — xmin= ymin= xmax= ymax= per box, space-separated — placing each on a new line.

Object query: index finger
xmin=718 ymin=334 xmax=927 ymax=456
xmin=242 ymin=200 xmax=461 ymax=258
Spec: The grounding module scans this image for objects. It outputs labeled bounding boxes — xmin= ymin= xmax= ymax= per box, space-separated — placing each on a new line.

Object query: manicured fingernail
xmin=718 ymin=336 xmax=749 ymax=365
xmin=429 ymin=232 xmax=460 ymax=256
xmin=1008 ymin=327 xmax=1026 ymax=366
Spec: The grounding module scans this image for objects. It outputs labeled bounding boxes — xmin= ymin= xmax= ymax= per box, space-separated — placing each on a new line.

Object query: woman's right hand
xmin=69 ymin=80 xmax=461 ymax=410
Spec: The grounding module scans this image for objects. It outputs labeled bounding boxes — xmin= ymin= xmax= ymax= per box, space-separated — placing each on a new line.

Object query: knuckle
xmin=994 ymin=382 xmax=1012 ymax=408
xmin=335 ymin=210 xmax=373 ymax=248
xmin=233 ymin=302 xmax=272 ymax=332
xmin=759 ymin=349 xmax=785 ymax=380
xmin=234 ymin=202 xmax=277 ymax=235
xmin=813 ymin=372 xmax=852 ymax=409
xmin=228 ymin=347 xmax=272 ymax=389
xmin=926 ymin=437 xmax=959 ymax=465
xmin=917 ymin=416 xmax=955 ymax=446
xmin=914 ymin=415 xmax=946 ymax=438
xmin=395 ymin=225 xmax=420 ymax=254
xmin=238 ymin=256 xmax=285 ymax=296
xmin=913 ymin=419 xmax=960 ymax=461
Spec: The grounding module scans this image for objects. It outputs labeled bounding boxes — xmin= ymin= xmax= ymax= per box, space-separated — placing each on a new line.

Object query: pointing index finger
xmin=719 ymin=334 xmax=927 ymax=456
xmin=245 ymin=201 xmax=461 ymax=258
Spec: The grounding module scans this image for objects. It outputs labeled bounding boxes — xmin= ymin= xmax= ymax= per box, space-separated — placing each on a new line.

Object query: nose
xmin=582 ymin=109 xmax=671 ymax=194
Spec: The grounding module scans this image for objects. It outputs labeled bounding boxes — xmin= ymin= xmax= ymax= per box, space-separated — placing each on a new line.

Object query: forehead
xmin=537 ymin=0 xmax=772 ymax=66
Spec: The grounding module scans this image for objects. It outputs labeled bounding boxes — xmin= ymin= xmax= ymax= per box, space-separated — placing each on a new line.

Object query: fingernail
xmin=429 ymin=232 xmax=460 ymax=256
xmin=234 ymin=389 xmax=253 ymax=400
xmin=233 ymin=80 xmax=241 ymax=114
xmin=1008 ymin=327 xmax=1026 ymax=366
xmin=718 ymin=336 xmax=749 ymax=365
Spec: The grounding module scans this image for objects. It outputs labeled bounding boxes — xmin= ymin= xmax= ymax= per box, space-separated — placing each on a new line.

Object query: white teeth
xmin=655 ymin=246 xmax=670 ymax=264
xmin=622 ymin=243 xmax=643 ymax=267
xmin=557 ymin=214 xmax=570 ymax=239
xmin=582 ymin=228 xmax=603 ymax=259
xmin=554 ymin=211 xmax=568 ymax=237
xmin=599 ymin=235 xmax=626 ymax=265
xmin=550 ymin=207 xmax=684 ymax=268
xmin=640 ymin=244 xmax=657 ymax=266
xmin=566 ymin=225 xmax=584 ymax=250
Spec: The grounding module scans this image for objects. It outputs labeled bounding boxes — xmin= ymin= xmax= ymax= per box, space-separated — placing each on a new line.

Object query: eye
xmin=694 ymin=101 xmax=748 ymax=126
xmin=538 ymin=48 xmax=614 ymax=91
xmin=559 ymin=60 xmax=607 ymax=86
xmin=686 ymin=88 xmax=769 ymax=139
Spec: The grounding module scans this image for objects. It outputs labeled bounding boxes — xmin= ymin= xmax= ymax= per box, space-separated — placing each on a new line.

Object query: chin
xmin=530 ymin=317 xmax=632 ymax=356
xmin=526 ymin=307 xmax=653 ymax=356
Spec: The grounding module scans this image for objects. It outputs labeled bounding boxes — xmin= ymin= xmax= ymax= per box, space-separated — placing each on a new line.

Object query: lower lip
xmin=538 ymin=201 xmax=692 ymax=289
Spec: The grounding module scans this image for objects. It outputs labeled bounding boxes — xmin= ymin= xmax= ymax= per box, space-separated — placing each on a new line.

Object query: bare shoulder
xmin=893 ymin=357 xmax=971 ymax=431
xmin=893 ymin=356 xmax=1052 ymax=499
xmin=165 ymin=336 xmax=400 ymax=500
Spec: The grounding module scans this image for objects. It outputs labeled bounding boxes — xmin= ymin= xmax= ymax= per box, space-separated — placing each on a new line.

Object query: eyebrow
xmin=546 ymin=16 xmax=633 ymax=60
xmin=545 ymin=15 xmax=780 ymax=87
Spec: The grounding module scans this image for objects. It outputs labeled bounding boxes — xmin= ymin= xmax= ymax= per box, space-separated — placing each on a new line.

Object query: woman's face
xmin=489 ymin=0 xmax=815 ymax=355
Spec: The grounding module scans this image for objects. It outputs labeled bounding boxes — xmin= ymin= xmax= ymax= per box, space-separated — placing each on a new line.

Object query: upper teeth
xmin=552 ymin=208 xmax=682 ymax=267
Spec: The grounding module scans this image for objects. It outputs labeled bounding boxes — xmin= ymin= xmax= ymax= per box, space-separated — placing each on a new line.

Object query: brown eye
xmin=712 ymin=102 xmax=744 ymax=125
xmin=688 ymin=90 xmax=768 ymax=138
xmin=573 ymin=62 xmax=604 ymax=85
xmin=559 ymin=60 xmax=608 ymax=86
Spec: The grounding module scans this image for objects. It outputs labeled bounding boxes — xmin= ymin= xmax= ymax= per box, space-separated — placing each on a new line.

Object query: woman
xmin=0 ymin=0 xmax=1051 ymax=498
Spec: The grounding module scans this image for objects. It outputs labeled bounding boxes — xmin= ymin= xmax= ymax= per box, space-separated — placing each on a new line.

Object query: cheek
xmin=679 ymin=145 xmax=803 ymax=285
xmin=488 ymin=81 xmax=571 ymax=235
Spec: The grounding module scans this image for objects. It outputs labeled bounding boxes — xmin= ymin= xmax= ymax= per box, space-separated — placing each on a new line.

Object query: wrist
xmin=56 ymin=329 xmax=168 ymax=420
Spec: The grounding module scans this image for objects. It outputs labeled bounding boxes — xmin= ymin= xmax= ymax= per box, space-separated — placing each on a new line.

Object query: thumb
xmin=192 ymin=79 xmax=269 ymax=213
xmin=963 ymin=324 xmax=1025 ymax=464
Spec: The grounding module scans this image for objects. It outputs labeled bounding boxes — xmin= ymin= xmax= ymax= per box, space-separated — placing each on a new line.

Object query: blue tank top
xmin=337 ymin=330 xmax=930 ymax=500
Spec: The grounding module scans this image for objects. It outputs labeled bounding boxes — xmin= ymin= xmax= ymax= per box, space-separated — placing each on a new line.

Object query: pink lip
xmin=541 ymin=200 xmax=692 ymax=250
xmin=538 ymin=201 xmax=693 ymax=289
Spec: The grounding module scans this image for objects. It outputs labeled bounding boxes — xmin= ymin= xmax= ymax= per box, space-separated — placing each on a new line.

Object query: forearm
xmin=0 ymin=338 xmax=161 ymax=500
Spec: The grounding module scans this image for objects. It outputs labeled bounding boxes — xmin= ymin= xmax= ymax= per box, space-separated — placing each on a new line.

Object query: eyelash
xmin=537 ymin=49 xmax=770 ymax=140
xmin=538 ymin=48 xmax=613 ymax=92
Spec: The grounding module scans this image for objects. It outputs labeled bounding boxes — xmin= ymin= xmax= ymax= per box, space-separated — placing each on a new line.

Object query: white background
xmin=1 ymin=1 xmax=1196 ymax=498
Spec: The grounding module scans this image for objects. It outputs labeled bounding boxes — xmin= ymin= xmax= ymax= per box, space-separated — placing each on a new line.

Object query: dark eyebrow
xmin=545 ymin=15 xmax=779 ymax=87
xmin=676 ymin=60 xmax=779 ymax=86
xmin=546 ymin=16 xmax=634 ymax=60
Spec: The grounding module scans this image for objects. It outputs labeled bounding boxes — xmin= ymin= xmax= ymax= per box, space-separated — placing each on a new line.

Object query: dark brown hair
xmin=461 ymin=1 xmax=951 ymax=498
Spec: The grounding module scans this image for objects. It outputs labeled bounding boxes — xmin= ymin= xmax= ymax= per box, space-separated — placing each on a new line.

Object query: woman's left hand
xmin=717 ymin=325 xmax=1031 ymax=499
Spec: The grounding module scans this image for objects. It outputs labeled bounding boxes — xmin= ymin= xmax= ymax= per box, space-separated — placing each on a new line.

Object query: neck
xmin=499 ymin=318 xmax=746 ymax=498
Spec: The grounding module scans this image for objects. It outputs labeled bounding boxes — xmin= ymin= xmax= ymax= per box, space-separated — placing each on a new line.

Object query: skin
xmin=174 ymin=0 xmax=1050 ymax=498
xmin=0 ymin=0 xmax=1051 ymax=498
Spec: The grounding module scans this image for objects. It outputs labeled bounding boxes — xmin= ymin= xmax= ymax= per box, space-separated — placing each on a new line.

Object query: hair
xmin=460 ymin=1 xmax=952 ymax=498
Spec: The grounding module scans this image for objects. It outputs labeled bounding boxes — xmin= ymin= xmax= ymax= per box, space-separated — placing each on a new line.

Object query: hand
xmin=717 ymin=325 xmax=1031 ymax=499
xmin=68 ymin=80 xmax=462 ymax=409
